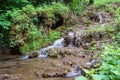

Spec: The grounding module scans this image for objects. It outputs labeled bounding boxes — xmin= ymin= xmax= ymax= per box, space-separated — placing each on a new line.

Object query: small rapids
xmin=17 ymin=38 xmax=64 ymax=60
xmin=16 ymin=32 xmax=95 ymax=78
xmin=18 ymin=32 xmax=75 ymax=60
xmin=65 ymin=66 xmax=82 ymax=78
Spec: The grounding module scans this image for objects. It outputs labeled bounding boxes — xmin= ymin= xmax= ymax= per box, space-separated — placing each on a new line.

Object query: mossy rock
xmin=28 ymin=52 xmax=38 ymax=58
xmin=48 ymin=53 xmax=58 ymax=58
xmin=48 ymin=48 xmax=58 ymax=58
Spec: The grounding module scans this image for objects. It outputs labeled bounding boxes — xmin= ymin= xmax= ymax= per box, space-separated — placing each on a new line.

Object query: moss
xmin=29 ymin=52 xmax=38 ymax=58
xmin=48 ymin=53 xmax=58 ymax=58
xmin=48 ymin=48 xmax=58 ymax=58
xmin=91 ymin=41 xmax=97 ymax=46
xmin=10 ymin=31 xmax=16 ymax=35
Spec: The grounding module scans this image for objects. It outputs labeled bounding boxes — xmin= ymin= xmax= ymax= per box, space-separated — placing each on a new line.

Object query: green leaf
xmin=75 ymin=76 xmax=88 ymax=80
xmin=92 ymin=74 xmax=109 ymax=80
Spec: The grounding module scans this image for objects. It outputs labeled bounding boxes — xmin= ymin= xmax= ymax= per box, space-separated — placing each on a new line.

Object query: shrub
xmin=36 ymin=2 xmax=70 ymax=18
xmin=20 ymin=29 xmax=60 ymax=54
xmin=20 ymin=26 xmax=43 ymax=53
xmin=6 ymin=9 xmax=30 ymax=24
xmin=22 ymin=5 xmax=36 ymax=17
xmin=69 ymin=0 xmax=85 ymax=14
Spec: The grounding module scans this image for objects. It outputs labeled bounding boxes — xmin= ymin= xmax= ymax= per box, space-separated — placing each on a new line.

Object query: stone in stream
xmin=65 ymin=66 xmax=84 ymax=78
xmin=0 ymin=74 xmax=22 ymax=80
xmin=39 ymin=66 xmax=84 ymax=78
xmin=48 ymin=48 xmax=58 ymax=58
xmin=28 ymin=52 xmax=38 ymax=58
xmin=86 ymin=59 xmax=99 ymax=67
xmin=41 ymin=72 xmax=66 ymax=78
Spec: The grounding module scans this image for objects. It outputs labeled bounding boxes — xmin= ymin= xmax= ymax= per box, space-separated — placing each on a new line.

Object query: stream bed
xmin=0 ymin=31 xmax=100 ymax=80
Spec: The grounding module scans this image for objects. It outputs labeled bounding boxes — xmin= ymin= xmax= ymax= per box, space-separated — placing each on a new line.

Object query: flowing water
xmin=0 ymin=32 xmax=95 ymax=80
xmin=18 ymin=32 xmax=75 ymax=60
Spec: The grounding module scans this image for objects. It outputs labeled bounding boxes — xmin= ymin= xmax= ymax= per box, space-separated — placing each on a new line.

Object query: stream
xmin=17 ymin=32 xmax=74 ymax=60
xmin=0 ymin=32 xmax=97 ymax=80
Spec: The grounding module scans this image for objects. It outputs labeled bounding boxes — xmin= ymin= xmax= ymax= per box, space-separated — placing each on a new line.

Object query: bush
xmin=69 ymin=0 xmax=85 ymax=14
xmin=20 ymin=29 xmax=60 ymax=54
xmin=20 ymin=26 xmax=43 ymax=53
xmin=36 ymin=2 xmax=70 ymax=18
xmin=22 ymin=5 xmax=36 ymax=17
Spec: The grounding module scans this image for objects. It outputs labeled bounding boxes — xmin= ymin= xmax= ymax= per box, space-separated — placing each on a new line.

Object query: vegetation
xmin=0 ymin=0 xmax=91 ymax=54
xmin=20 ymin=29 xmax=60 ymax=54
xmin=0 ymin=0 xmax=120 ymax=80
xmin=76 ymin=1 xmax=120 ymax=79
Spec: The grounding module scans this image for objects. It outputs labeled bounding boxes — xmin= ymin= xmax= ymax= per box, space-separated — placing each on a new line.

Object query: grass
xmin=94 ymin=0 xmax=120 ymax=4
xmin=85 ymin=0 xmax=120 ymax=4
xmin=20 ymin=30 xmax=60 ymax=54
xmin=84 ymin=24 xmax=115 ymax=35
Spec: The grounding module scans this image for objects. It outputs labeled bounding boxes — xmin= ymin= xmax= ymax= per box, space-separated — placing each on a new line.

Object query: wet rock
xmin=51 ymin=62 xmax=61 ymax=67
xmin=28 ymin=52 xmax=38 ymax=58
xmin=64 ymin=32 xmax=76 ymax=47
xmin=86 ymin=59 xmax=99 ymax=68
xmin=0 ymin=74 xmax=22 ymax=80
xmin=65 ymin=66 xmax=84 ymax=78
xmin=62 ymin=58 xmax=76 ymax=66
xmin=48 ymin=48 xmax=58 ymax=58
xmin=0 ymin=74 xmax=10 ymax=80
xmin=82 ymin=43 xmax=91 ymax=50
xmin=41 ymin=72 xmax=66 ymax=78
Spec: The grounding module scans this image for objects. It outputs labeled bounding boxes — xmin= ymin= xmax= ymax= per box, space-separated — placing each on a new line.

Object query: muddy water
xmin=0 ymin=54 xmax=91 ymax=80
xmin=0 ymin=58 xmax=73 ymax=80
xmin=0 ymin=32 xmax=93 ymax=80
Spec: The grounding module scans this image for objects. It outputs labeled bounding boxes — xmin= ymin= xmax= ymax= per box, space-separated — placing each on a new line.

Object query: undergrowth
xmin=20 ymin=29 xmax=60 ymax=54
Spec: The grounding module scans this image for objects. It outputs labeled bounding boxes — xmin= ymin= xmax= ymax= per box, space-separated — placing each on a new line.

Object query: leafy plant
xmin=0 ymin=14 xmax=11 ymax=30
xmin=94 ymin=0 xmax=120 ymax=4
xmin=22 ymin=4 xmax=36 ymax=17
xmin=75 ymin=76 xmax=88 ymax=80
xmin=19 ymin=26 xmax=60 ymax=54
xmin=76 ymin=43 xmax=120 ymax=80
xmin=93 ymin=44 xmax=120 ymax=79
xmin=20 ymin=26 xmax=43 ymax=53
xmin=69 ymin=0 xmax=85 ymax=14
xmin=46 ymin=31 xmax=60 ymax=42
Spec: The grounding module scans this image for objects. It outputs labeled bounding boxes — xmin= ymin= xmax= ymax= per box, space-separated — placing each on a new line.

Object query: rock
xmin=62 ymin=58 xmax=76 ymax=66
xmin=48 ymin=48 xmax=58 ymax=58
xmin=0 ymin=74 xmax=22 ymax=80
xmin=28 ymin=52 xmax=38 ymax=58
xmin=41 ymin=72 xmax=66 ymax=78
xmin=82 ymin=43 xmax=91 ymax=50
xmin=0 ymin=74 xmax=10 ymax=80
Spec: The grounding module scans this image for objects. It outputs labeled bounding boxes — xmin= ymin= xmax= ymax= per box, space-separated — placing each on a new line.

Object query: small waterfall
xmin=68 ymin=32 xmax=75 ymax=47
xmin=17 ymin=32 xmax=77 ymax=60
xmin=38 ymin=38 xmax=64 ymax=58
xmin=52 ymin=38 xmax=64 ymax=47
xmin=65 ymin=66 xmax=82 ymax=78
xmin=98 ymin=13 xmax=102 ymax=23
xmin=16 ymin=53 xmax=29 ymax=60
xmin=37 ymin=46 xmax=54 ymax=58
xmin=68 ymin=32 xmax=75 ymax=38
xmin=17 ymin=38 xmax=64 ymax=60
